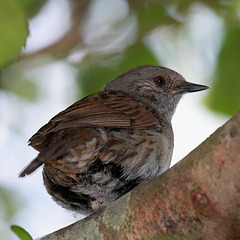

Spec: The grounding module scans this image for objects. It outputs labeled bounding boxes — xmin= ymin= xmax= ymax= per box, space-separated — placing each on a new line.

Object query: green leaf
xmin=206 ymin=27 xmax=240 ymax=115
xmin=0 ymin=0 xmax=29 ymax=69
xmin=11 ymin=225 xmax=33 ymax=240
xmin=18 ymin=0 xmax=48 ymax=18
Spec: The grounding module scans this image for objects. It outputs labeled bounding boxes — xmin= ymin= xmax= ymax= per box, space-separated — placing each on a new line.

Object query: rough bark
xmin=41 ymin=111 xmax=240 ymax=240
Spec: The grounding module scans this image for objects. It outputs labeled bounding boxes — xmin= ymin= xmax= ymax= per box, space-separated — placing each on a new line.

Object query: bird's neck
xmin=155 ymin=102 xmax=175 ymax=122
xmin=150 ymin=95 xmax=182 ymax=123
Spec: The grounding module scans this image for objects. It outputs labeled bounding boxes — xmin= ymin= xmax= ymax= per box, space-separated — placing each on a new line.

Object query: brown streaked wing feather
xmin=29 ymin=91 xmax=161 ymax=151
xmin=20 ymin=128 xmax=106 ymax=177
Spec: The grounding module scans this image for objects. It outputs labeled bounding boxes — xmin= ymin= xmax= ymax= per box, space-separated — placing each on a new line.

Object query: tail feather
xmin=19 ymin=138 xmax=72 ymax=178
xmin=19 ymin=157 xmax=44 ymax=177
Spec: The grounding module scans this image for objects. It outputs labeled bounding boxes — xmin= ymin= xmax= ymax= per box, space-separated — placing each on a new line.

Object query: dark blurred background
xmin=0 ymin=0 xmax=239 ymax=239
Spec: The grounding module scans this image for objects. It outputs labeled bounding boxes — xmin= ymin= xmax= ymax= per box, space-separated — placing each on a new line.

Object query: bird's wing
xmin=19 ymin=90 xmax=164 ymax=178
xmin=29 ymin=90 xmax=162 ymax=151
xmin=19 ymin=127 xmax=106 ymax=177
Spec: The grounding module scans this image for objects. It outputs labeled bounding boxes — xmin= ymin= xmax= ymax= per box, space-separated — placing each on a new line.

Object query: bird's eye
xmin=154 ymin=76 xmax=165 ymax=86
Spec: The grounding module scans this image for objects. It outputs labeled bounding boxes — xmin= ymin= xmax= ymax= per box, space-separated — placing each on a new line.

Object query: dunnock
xmin=20 ymin=65 xmax=208 ymax=214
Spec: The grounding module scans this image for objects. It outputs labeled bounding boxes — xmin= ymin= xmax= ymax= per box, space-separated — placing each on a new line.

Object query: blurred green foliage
xmin=129 ymin=2 xmax=171 ymax=34
xmin=0 ymin=186 xmax=24 ymax=239
xmin=18 ymin=0 xmax=47 ymax=18
xmin=0 ymin=0 xmax=28 ymax=69
xmin=78 ymin=42 xmax=159 ymax=95
xmin=207 ymin=27 xmax=240 ymax=115
xmin=1 ymin=64 xmax=37 ymax=100
xmin=0 ymin=0 xmax=240 ymax=115
xmin=0 ymin=0 xmax=239 ymax=115
xmin=0 ymin=186 xmax=23 ymax=221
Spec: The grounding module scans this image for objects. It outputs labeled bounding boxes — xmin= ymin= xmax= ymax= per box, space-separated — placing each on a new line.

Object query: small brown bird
xmin=20 ymin=65 xmax=208 ymax=214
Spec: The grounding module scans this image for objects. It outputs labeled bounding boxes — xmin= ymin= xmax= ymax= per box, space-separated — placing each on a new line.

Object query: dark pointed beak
xmin=178 ymin=81 xmax=209 ymax=93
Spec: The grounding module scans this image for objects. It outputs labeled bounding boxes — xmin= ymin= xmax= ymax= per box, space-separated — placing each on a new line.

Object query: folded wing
xmin=20 ymin=90 xmax=163 ymax=177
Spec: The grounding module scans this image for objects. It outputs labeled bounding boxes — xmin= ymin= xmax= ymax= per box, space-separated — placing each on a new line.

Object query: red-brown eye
xmin=154 ymin=76 xmax=165 ymax=86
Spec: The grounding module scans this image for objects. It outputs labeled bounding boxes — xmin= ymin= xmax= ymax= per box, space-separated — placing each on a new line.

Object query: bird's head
xmin=104 ymin=65 xmax=208 ymax=121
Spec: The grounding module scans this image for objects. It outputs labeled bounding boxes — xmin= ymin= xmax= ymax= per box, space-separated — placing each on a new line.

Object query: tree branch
xmin=41 ymin=111 xmax=240 ymax=240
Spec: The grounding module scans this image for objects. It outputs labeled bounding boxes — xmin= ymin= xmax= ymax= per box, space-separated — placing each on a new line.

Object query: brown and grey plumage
xmin=20 ymin=65 xmax=208 ymax=214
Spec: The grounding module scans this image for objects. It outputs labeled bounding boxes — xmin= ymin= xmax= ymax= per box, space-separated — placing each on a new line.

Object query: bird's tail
xmin=19 ymin=156 xmax=44 ymax=177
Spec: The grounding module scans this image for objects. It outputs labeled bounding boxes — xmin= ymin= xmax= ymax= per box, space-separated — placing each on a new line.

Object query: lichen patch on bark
xmin=101 ymin=192 xmax=131 ymax=230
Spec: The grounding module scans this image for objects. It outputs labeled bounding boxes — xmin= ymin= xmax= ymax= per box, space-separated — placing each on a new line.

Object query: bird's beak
xmin=178 ymin=81 xmax=209 ymax=93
